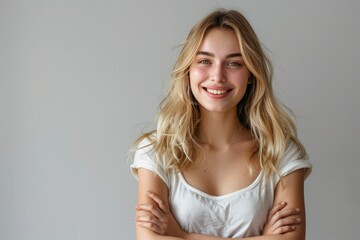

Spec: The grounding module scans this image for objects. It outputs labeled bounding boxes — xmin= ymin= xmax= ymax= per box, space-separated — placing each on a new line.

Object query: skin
xmin=189 ymin=28 xmax=251 ymax=115
xmin=135 ymin=28 xmax=307 ymax=240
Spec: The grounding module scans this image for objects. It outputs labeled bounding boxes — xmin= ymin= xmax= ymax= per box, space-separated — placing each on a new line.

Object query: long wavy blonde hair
xmin=131 ymin=9 xmax=306 ymax=177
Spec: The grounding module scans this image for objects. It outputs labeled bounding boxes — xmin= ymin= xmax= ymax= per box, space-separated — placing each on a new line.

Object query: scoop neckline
xmin=178 ymin=170 xmax=263 ymax=200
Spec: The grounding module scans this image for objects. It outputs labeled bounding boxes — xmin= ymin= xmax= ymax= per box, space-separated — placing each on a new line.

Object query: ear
xmin=248 ymin=75 xmax=254 ymax=84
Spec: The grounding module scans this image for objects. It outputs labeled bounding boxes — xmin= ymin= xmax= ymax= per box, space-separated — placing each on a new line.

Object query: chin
xmin=200 ymin=105 xmax=235 ymax=113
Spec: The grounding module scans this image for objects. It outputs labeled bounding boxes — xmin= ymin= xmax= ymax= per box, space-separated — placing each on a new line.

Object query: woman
xmin=130 ymin=9 xmax=312 ymax=240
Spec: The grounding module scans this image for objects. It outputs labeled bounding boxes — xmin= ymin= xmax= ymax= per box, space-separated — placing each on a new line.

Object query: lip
xmin=202 ymin=86 xmax=232 ymax=99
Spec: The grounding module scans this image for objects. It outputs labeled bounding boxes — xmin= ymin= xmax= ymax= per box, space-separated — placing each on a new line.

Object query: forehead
xmin=198 ymin=28 xmax=240 ymax=54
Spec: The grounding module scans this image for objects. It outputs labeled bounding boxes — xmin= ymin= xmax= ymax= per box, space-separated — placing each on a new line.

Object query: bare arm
xmin=136 ymin=168 xmax=307 ymax=240
xmin=136 ymin=168 xmax=187 ymax=240
xmin=185 ymin=169 xmax=307 ymax=240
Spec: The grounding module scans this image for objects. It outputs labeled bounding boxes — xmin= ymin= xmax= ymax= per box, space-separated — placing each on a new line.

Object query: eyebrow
xmin=196 ymin=51 xmax=242 ymax=58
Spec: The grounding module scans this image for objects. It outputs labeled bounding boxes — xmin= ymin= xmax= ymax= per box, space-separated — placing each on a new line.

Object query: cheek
xmin=189 ymin=67 xmax=208 ymax=83
xmin=231 ymin=71 xmax=250 ymax=85
xmin=189 ymin=68 xmax=204 ymax=96
xmin=234 ymin=77 xmax=249 ymax=86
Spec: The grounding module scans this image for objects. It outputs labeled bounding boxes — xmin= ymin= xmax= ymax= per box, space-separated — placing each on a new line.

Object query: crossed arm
xmin=135 ymin=168 xmax=307 ymax=240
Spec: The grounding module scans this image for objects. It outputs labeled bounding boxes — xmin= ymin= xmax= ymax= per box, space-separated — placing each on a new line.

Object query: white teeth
xmin=206 ymin=88 xmax=227 ymax=95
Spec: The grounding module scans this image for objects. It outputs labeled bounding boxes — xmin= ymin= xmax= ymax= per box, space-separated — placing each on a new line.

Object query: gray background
xmin=1 ymin=0 xmax=359 ymax=239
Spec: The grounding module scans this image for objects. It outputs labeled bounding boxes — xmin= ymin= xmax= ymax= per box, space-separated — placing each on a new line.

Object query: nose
xmin=211 ymin=63 xmax=225 ymax=82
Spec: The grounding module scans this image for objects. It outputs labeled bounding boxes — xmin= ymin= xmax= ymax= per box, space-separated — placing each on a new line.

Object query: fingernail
xmin=292 ymin=226 xmax=296 ymax=230
xmin=296 ymin=218 xmax=301 ymax=222
xmin=295 ymin=208 xmax=301 ymax=212
xmin=281 ymin=201 xmax=286 ymax=205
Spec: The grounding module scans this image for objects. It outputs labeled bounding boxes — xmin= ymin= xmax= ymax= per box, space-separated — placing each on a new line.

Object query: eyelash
xmin=199 ymin=59 xmax=211 ymax=64
xmin=198 ymin=59 xmax=242 ymax=67
xmin=227 ymin=61 xmax=242 ymax=67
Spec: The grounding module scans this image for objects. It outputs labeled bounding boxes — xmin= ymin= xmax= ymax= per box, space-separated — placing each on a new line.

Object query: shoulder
xmin=136 ymin=136 xmax=155 ymax=155
xmin=130 ymin=135 xmax=170 ymax=187
xmin=130 ymin=135 xmax=156 ymax=168
xmin=130 ymin=133 xmax=158 ymax=163
xmin=277 ymin=140 xmax=312 ymax=180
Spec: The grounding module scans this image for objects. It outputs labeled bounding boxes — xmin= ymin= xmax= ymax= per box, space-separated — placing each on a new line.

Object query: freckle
xmin=203 ymin=169 xmax=207 ymax=173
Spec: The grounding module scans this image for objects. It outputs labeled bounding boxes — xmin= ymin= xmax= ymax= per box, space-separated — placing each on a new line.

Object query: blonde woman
xmin=130 ymin=9 xmax=312 ymax=240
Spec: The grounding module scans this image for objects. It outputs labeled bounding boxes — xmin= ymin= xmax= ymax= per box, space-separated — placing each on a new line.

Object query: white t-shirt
xmin=131 ymin=138 xmax=312 ymax=238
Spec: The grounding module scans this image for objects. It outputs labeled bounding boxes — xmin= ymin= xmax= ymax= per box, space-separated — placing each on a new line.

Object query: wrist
xmin=182 ymin=232 xmax=192 ymax=240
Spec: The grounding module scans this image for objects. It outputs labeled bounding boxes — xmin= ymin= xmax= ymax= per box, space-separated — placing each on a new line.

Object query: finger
xmin=272 ymin=216 xmax=301 ymax=232
xmin=137 ymin=220 xmax=164 ymax=235
xmin=136 ymin=214 xmax=167 ymax=234
xmin=268 ymin=202 xmax=287 ymax=221
xmin=136 ymin=204 xmax=163 ymax=220
xmin=147 ymin=191 xmax=168 ymax=213
xmin=274 ymin=225 xmax=296 ymax=235
xmin=136 ymin=214 xmax=160 ymax=224
xmin=136 ymin=203 xmax=165 ymax=220
xmin=266 ymin=207 xmax=301 ymax=233
xmin=273 ymin=208 xmax=301 ymax=222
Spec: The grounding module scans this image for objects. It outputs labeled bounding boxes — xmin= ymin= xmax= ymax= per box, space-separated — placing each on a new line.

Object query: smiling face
xmin=189 ymin=28 xmax=251 ymax=114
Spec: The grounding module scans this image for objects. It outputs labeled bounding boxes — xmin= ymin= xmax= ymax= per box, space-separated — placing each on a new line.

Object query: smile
xmin=205 ymin=88 xmax=229 ymax=95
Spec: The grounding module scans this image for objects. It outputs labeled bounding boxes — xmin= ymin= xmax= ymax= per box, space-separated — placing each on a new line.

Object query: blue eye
xmin=228 ymin=61 xmax=241 ymax=67
xmin=199 ymin=59 xmax=211 ymax=64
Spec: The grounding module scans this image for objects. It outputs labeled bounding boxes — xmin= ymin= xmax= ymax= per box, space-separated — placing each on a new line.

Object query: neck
xmin=197 ymin=108 xmax=251 ymax=148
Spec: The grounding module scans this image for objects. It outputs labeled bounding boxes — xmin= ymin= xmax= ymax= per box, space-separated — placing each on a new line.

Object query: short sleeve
xmin=275 ymin=140 xmax=312 ymax=184
xmin=130 ymin=138 xmax=170 ymax=187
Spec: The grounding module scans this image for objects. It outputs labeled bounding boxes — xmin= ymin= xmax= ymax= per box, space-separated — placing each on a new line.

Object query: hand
xmin=136 ymin=191 xmax=187 ymax=238
xmin=262 ymin=201 xmax=302 ymax=235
